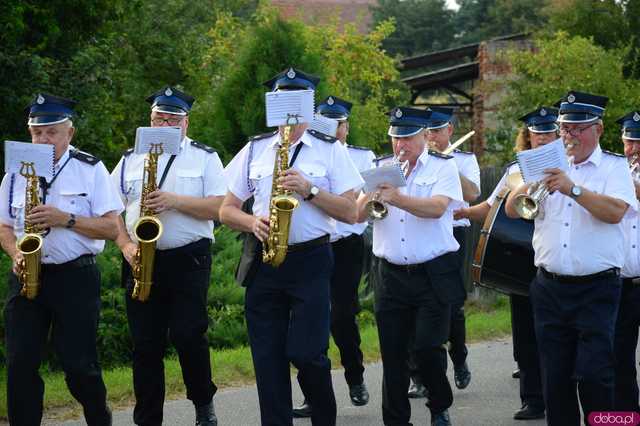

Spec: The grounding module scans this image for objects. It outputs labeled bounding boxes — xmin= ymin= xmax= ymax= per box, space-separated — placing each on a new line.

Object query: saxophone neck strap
xmin=158 ymin=154 xmax=177 ymax=190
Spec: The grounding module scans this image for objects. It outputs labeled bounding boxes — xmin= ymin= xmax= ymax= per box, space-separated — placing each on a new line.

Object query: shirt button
xmin=309 ymin=172 xmax=314 ymax=176
xmin=257 ymin=174 xmax=261 ymax=178
xmin=568 ymin=203 xmax=572 ymax=207
xmin=404 ymin=256 xmax=408 ymax=260
xmin=401 ymin=238 xmax=405 ymax=242
xmin=564 ymin=223 xmax=569 ymax=227
xmin=400 ymin=219 xmax=404 ymax=223
xmin=563 ymin=244 xmax=567 ymax=248
xmin=634 ymin=226 xmax=637 ymax=229
xmin=71 ymin=200 xmax=75 ymax=205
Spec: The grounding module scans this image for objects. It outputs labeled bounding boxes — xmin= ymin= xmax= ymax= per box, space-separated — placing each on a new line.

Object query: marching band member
xmin=111 ymin=87 xmax=225 ymax=426
xmin=425 ymin=106 xmax=480 ymax=392
xmin=0 ymin=94 xmax=123 ymax=425
xmin=357 ymin=106 xmax=463 ymax=426
xmin=293 ymin=95 xmax=374 ymax=418
xmin=613 ymin=110 xmax=640 ymax=412
xmin=505 ymin=91 xmax=637 ymax=425
xmin=220 ymin=68 xmax=363 ymax=426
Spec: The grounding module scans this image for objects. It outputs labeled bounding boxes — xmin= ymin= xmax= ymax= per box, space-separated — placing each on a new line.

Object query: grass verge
xmin=0 ymin=297 xmax=511 ymax=422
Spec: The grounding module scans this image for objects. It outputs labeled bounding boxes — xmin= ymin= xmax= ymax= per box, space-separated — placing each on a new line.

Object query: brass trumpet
xmin=365 ymin=150 xmax=408 ymax=221
xmin=513 ymin=140 xmax=577 ymax=220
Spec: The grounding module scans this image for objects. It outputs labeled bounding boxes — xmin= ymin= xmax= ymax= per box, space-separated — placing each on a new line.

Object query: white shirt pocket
xmin=124 ymin=169 xmax=143 ymax=200
xmin=413 ymin=174 xmax=437 ymax=198
xmin=58 ymin=182 xmax=92 ymax=216
xmin=249 ymin=162 xmax=274 ymax=197
xmin=297 ymin=162 xmax=329 ymax=191
xmin=175 ymin=168 xmax=204 ymax=197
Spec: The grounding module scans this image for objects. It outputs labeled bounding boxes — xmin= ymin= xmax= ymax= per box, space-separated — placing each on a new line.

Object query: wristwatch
xmin=305 ymin=185 xmax=320 ymax=201
xmin=570 ymin=185 xmax=582 ymax=198
xmin=66 ymin=213 xmax=76 ymax=229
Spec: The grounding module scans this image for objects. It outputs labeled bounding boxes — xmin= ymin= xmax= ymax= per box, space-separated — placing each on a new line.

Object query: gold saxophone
xmin=16 ymin=162 xmax=44 ymax=299
xmin=262 ymin=123 xmax=299 ymax=267
xmin=131 ymin=143 xmax=164 ymax=302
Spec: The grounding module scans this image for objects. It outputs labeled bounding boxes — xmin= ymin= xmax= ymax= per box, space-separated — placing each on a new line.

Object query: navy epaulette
xmin=307 ymin=129 xmax=337 ymax=143
xmin=123 ymin=147 xmax=134 ymax=157
xmin=428 ymin=150 xmax=453 ymax=159
xmin=347 ymin=144 xmax=372 ymax=151
xmin=454 ymin=148 xmax=473 ymax=155
xmin=603 ymin=150 xmax=625 ymax=158
xmin=191 ymin=140 xmax=216 ymax=154
xmin=249 ymin=130 xmax=278 ymax=142
xmin=71 ymin=149 xmax=100 ymax=165
xmin=373 ymin=153 xmax=393 ymax=166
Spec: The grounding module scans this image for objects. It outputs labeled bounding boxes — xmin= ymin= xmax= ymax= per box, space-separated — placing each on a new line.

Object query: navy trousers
xmin=531 ymin=269 xmax=621 ymax=426
xmin=246 ymin=243 xmax=336 ymax=426
xmin=613 ymin=279 xmax=640 ymax=411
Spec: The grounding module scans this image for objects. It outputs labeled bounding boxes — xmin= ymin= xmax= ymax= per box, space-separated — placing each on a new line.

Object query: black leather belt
xmin=288 ymin=235 xmax=330 ymax=253
xmin=540 ymin=267 xmax=619 ymax=284
xmin=379 ymin=257 xmax=426 ymax=274
xmin=42 ymin=254 xmax=96 ymax=272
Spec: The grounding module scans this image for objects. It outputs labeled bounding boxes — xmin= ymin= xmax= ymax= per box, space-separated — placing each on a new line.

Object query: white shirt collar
xmin=267 ymin=130 xmax=313 ymax=149
xmin=576 ymin=144 xmax=602 ymax=167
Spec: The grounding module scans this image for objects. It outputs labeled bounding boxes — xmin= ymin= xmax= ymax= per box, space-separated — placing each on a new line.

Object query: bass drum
xmin=472 ymin=188 xmax=536 ymax=297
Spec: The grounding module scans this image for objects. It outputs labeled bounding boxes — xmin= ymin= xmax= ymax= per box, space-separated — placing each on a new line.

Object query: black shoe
xmin=513 ymin=404 xmax=545 ymax=420
xmin=431 ymin=409 xmax=452 ymax=426
xmin=349 ymin=383 xmax=370 ymax=406
xmin=454 ymin=362 xmax=471 ymax=389
xmin=408 ymin=381 xmax=428 ymax=398
xmin=512 ymin=369 xmax=520 ymax=379
xmin=195 ymin=400 xmax=218 ymax=426
xmin=292 ymin=400 xmax=312 ymax=418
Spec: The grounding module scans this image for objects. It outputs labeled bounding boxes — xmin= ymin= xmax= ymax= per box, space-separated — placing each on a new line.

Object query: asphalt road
xmin=59 ymin=338 xmax=550 ymax=426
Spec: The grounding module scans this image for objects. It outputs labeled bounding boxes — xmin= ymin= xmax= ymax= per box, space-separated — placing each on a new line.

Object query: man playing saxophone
xmin=613 ymin=110 xmax=640 ymax=412
xmin=0 ymin=93 xmax=123 ymax=425
xmin=111 ymin=87 xmax=226 ymax=426
xmin=220 ymin=68 xmax=364 ymax=426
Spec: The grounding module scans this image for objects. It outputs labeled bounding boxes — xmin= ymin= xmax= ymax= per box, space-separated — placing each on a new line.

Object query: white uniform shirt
xmin=0 ymin=146 xmax=124 ymax=264
xmin=331 ymin=145 xmax=376 ymax=242
xmin=621 ymin=207 xmax=640 ymax=278
xmin=486 ymin=163 xmax=520 ymax=206
xmin=532 ymin=146 xmax=637 ymax=275
xmin=111 ymin=136 xmax=226 ymax=250
xmin=373 ymin=150 xmax=463 ymax=265
xmin=224 ymin=130 xmax=364 ymax=244
xmin=451 ymin=148 xmax=481 ymax=227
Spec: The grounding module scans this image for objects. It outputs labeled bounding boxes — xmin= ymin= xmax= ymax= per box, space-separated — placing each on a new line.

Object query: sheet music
xmin=134 ymin=127 xmax=182 ymax=155
xmin=4 ymin=141 xmax=54 ymax=181
xmin=360 ymin=164 xmax=407 ymax=193
xmin=308 ymin=114 xmax=338 ymax=137
xmin=516 ymin=138 xmax=568 ymax=183
xmin=265 ymin=89 xmax=315 ymax=127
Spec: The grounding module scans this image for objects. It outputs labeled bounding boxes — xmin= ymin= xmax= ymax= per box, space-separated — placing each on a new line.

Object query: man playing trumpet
xmin=357 ymin=107 xmax=463 ymax=426
xmin=505 ymin=91 xmax=636 ymax=425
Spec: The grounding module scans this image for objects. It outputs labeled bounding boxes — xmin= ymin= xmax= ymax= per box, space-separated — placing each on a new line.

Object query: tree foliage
xmin=495 ymin=32 xmax=640 ymax=153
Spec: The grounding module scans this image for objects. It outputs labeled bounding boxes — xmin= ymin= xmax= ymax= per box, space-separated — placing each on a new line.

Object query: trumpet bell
xmin=366 ymin=199 xmax=388 ymax=221
xmin=513 ymin=194 xmax=539 ymax=220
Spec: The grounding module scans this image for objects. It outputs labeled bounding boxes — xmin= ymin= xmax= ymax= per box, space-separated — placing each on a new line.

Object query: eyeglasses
xmin=559 ymin=123 xmax=596 ymax=137
xmin=426 ymin=128 xmax=446 ymax=134
xmin=151 ymin=117 xmax=184 ymax=126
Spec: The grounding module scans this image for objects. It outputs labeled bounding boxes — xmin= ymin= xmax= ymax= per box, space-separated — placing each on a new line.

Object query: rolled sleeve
xmin=203 ymin=152 xmax=227 ymax=197
xmin=91 ymin=162 xmax=125 ymax=217
xmin=330 ymin=143 xmax=364 ymax=195
xmin=605 ymin=163 xmax=638 ymax=212
xmin=223 ymin=143 xmax=252 ymax=202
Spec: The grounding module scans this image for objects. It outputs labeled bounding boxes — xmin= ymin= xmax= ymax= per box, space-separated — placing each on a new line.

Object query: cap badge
xmin=540 ymin=108 xmax=547 ymax=116
xmin=327 ymin=97 xmax=334 ymax=105
xmin=567 ymin=94 xmax=576 ymax=103
xmin=395 ymin=109 xmax=403 ymax=118
xmin=36 ymin=94 xmax=45 ymax=105
xmin=165 ymin=87 xmax=173 ymax=97
xmin=634 ymin=112 xmax=640 ymax=122
xmin=286 ymin=68 xmax=296 ymax=79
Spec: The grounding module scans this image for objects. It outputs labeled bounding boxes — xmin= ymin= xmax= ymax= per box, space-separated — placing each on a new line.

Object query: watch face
xmin=572 ymin=186 xmax=581 ymax=196
xmin=311 ymin=186 xmax=319 ymax=195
